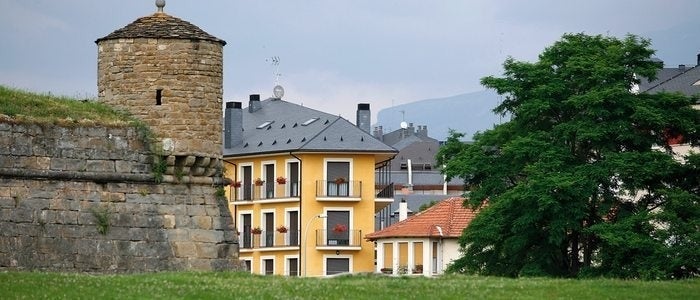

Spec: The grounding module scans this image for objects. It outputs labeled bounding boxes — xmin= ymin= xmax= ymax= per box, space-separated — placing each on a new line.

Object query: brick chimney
xmin=248 ymin=94 xmax=262 ymax=113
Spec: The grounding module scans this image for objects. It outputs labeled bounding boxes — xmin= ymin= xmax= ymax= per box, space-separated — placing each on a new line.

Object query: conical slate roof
xmin=95 ymin=12 xmax=225 ymax=45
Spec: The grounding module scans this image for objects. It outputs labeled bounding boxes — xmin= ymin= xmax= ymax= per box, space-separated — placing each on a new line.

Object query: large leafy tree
xmin=439 ymin=33 xmax=700 ymax=278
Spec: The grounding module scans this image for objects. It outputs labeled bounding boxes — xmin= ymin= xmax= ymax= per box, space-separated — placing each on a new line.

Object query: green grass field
xmin=0 ymin=85 xmax=134 ymax=126
xmin=1 ymin=271 xmax=698 ymax=299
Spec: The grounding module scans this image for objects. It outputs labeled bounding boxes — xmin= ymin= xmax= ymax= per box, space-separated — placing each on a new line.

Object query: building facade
xmin=224 ymin=96 xmax=397 ymax=276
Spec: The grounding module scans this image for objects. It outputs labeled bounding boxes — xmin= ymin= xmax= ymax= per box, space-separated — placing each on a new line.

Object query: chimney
xmin=679 ymin=64 xmax=686 ymax=71
xmin=248 ymin=94 xmax=262 ymax=113
xmin=224 ymin=101 xmax=243 ymax=148
xmin=417 ymin=125 xmax=428 ymax=137
xmin=356 ymin=103 xmax=371 ymax=133
xmin=697 ymin=52 xmax=700 ymax=66
xmin=407 ymin=123 xmax=415 ymax=136
xmin=373 ymin=126 xmax=384 ymax=141
xmin=399 ymin=198 xmax=408 ymax=221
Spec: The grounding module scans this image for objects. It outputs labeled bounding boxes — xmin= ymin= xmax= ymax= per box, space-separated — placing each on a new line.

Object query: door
xmin=264 ymin=163 xmax=274 ymax=199
xmin=242 ymin=214 xmax=252 ymax=248
xmin=264 ymin=212 xmax=274 ymax=247
xmin=288 ymin=258 xmax=299 ymax=276
xmin=326 ymin=162 xmax=350 ymax=196
xmin=327 ymin=211 xmax=350 ymax=245
xmin=242 ymin=166 xmax=252 ymax=200
xmin=288 ymin=162 xmax=299 ymax=197
xmin=288 ymin=210 xmax=299 ymax=246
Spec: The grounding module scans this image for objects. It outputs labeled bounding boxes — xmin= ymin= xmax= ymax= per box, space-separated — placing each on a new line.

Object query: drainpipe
xmin=407 ymin=159 xmax=413 ymax=188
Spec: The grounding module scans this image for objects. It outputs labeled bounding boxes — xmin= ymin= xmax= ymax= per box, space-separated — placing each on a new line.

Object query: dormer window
xmin=257 ymin=121 xmax=274 ymax=129
xmin=302 ymin=118 xmax=319 ymax=126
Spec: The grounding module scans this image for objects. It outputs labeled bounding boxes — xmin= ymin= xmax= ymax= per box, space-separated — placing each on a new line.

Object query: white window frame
xmin=261 ymin=160 xmax=276 ymax=199
xmin=260 ymin=208 xmax=276 ymax=247
xmin=260 ymin=255 xmax=276 ymax=275
xmin=284 ymin=254 xmax=300 ymax=276
xmin=284 ymin=207 xmax=299 ymax=245
xmin=285 ymin=158 xmax=300 ymax=197
xmin=240 ymin=257 xmax=253 ymax=273
xmin=323 ymin=158 xmax=354 ymax=196
xmin=323 ymin=206 xmax=354 ymax=244
xmin=238 ymin=162 xmax=254 ymax=200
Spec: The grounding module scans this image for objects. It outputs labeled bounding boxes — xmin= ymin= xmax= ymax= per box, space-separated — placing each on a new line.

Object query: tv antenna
xmin=266 ymin=56 xmax=285 ymax=99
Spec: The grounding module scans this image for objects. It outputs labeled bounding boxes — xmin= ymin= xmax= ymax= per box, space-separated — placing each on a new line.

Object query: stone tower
xmin=95 ymin=0 xmax=226 ymax=182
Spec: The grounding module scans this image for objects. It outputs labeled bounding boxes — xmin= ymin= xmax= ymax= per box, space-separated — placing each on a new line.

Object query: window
xmin=241 ymin=213 xmax=252 ymax=248
xmin=326 ymin=258 xmax=349 ymax=275
xmin=326 ymin=210 xmax=350 ymax=246
xmin=262 ymin=211 xmax=274 ymax=247
xmin=287 ymin=258 xmax=299 ymax=276
xmin=263 ymin=258 xmax=274 ymax=275
xmin=241 ymin=164 xmax=253 ymax=200
xmin=301 ymin=118 xmax=319 ymax=126
xmin=287 ymin=210 xmax=299 ymax=246
xmin=287 ymin=161 xmax=299 ymax=197
xmin=326 ymin=161 xmax=350 ymax=197
xmin=257 ymin=121 xmax=274 ymax=129
xmin=263 ymin=162 xmax=275 ymax=199
xmin=155 ymin=89 xmax=162 ymax=105
xmin=243 ymin=259 xmax=252 ymax=273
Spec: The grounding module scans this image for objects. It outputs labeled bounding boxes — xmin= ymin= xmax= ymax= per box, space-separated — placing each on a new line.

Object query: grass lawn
xmin=0 ymin=85 xmax=135 ymax=126
xmin=1 ymin=271 xmax=698 ymax=299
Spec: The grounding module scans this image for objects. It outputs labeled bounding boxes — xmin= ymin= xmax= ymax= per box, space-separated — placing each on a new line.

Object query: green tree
xmin=439 ymin=33 xmax=700 ymax=278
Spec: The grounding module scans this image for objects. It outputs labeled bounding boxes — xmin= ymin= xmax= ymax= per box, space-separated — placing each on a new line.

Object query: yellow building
xmin=223 ymin=94 xmax=397 ymax=276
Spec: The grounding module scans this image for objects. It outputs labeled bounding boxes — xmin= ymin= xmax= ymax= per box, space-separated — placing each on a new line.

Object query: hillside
xmin=0 ymin=85 xmax=134 ymax=126
xmin=375 ymin=90 xmax=507 ymax=141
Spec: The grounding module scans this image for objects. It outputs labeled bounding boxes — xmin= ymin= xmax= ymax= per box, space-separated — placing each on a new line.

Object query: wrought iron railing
xmin=315 ymin=180 xmax=362 ymax=198
xmin=376 ymin=182 xmax=394 ymax=198
xmin=238 ymin=230 xmax=300 ymax=249
xmin=312 ymin=229 xmax=362 ymax=247
xmin=233 ymin=181 xmax=300 ymax=201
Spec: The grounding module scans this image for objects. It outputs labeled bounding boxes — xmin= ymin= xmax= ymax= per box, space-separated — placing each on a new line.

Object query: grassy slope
xmin=0 ymin=272 xmax=697 ymax=300
xmin=0 ymin=85 xmax=134 ymax=126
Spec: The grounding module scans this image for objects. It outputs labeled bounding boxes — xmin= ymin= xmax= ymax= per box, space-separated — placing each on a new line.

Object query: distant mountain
xmin=374 ymin=90 xmax=507 ymax=141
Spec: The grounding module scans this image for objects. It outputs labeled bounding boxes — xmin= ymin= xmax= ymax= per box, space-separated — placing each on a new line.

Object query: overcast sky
xmin=1 ymin=0 xmax=699 ymax=121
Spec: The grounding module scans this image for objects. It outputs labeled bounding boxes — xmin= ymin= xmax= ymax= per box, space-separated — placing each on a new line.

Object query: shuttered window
xmin=326 ymin=258 xmax=349 ymax=275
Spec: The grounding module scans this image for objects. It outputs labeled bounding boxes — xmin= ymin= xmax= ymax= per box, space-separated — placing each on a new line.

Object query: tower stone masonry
xmin=96 ymin=3 xmax=226 ymax=181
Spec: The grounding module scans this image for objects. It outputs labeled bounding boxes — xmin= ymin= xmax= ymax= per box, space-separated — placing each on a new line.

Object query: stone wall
xmin=0 ymin=122 xmax=240 ymax=272
xmin=97 ymin=38 xmax=223 ymax=158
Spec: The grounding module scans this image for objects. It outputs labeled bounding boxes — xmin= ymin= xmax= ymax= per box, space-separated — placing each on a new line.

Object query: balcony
xmin=232 ymin=181 xmax=300 ymax=203
xmin=312 ymin=229 xmax=363 ymax=249
xmin=239 ymin=230 xmax=300 ymax=250
xmin=316 ymin=180 xmax=362 ymax=200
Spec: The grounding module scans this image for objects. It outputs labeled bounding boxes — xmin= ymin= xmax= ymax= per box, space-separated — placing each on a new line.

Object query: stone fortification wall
xmin=0 ymin=122 xmax=239 ymax=272
xmin=97 ymin=38 xmax=223 ymax=158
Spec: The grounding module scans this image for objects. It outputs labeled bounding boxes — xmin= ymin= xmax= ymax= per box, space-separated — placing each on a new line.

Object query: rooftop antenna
xmin=400 ymin=110 xmax=408 ymax=129
xmin=266 ymin=56 xmax=285 ymax=99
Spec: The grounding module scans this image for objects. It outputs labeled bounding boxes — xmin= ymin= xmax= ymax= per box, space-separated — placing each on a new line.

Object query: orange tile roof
xmin=365 ymin=197 xmax=478 ymax=240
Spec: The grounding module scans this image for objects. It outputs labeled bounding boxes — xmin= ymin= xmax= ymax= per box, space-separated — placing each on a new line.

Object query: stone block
xmin=186 ymin=205 xmax=206 ymax=216
xmin=172 ymin=241 xmax=197 ymax=257
xmin=86 ymin=160 xmax=115 ymax=172
xmin=174 ymin=216 xmax=192 ymax=228
xmin=163 ymin=214 xmax=175 ymax=229
xmin=20 ymin=198 xmax=49 ymax=211
xmin=166 ymin=229 xmax=190 ymax=242
xmin=192 ymin=216 xmax=212 ymax=230
xmin=50 ymin=158 xmax=85 ymax=171
xmin=195 ymin=242 xmax=218 ymax=259
xmin=190 ymin=229 xmax=222 ymax=243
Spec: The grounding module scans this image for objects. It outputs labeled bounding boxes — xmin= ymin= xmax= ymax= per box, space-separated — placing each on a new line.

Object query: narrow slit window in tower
xmin=156 ymin=89 xmax=163 ymax=105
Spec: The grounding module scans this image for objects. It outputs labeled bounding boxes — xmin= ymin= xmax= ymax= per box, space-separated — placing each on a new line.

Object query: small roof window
xmin=301 ymin=118 xmax=319 ymax=126
xmin=256 ymin=121 xmax=274 ymax=129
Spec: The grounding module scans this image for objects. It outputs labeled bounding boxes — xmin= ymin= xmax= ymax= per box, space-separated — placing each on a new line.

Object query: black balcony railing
xmin=238 ymin=230 xmax=300 ymax=249
xmin=233 ymin=181 xmax=300 ymax=201
xmin=376 ymin=182 xmax=394 ymax=198
xmin=312 ymin=229 xmax=362 ymax=247
xmin=315 ymin=180 xmax=362 ymax=198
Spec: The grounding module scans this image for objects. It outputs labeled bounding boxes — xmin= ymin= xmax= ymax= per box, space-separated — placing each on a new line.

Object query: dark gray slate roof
xmin=644 ymin=65 xmax=700 ymax=97
xmin=96 ymin=12 xmax=226 ymax=45
xmin=223 ymin=98 xmax=397 ymax=157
